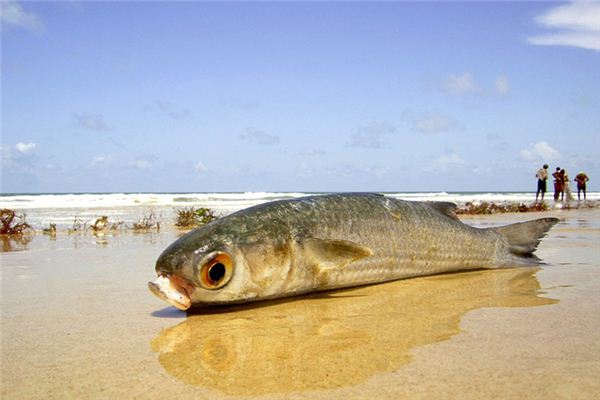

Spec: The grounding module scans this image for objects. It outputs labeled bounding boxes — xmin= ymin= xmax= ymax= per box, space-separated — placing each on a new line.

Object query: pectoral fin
xmin=303 ymin=238 xmax=373 ymax=269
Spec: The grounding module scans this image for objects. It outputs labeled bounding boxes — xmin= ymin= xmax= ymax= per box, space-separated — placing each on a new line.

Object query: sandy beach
xmin=4 ymin=0 xmax=599 ymax=398
xmin=2 ymin=208 xmax=600 ymax=399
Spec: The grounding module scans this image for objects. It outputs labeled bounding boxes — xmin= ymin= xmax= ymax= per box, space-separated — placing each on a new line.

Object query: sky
xmin=1 ymin=0 xmax=599 ymax=194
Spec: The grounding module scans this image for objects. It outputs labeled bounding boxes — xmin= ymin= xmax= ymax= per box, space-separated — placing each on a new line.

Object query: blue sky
xmin=2 ymin=1 xmax=599 ymax=193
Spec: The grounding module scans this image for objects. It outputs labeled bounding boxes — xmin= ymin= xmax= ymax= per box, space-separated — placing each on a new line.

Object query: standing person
xmin=575 ymin=172 xmax=590 ymax=200
xmin=553 ymin=167 xmax=565 ymax=201
xmin=564 ymin=170 xmax=574 ymax=201
xmin=535 ymin=164 xmax=549 ymax=202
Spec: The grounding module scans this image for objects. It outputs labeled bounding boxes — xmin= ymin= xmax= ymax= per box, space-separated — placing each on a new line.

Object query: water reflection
xmin=151 ymin=268 xmax=556 ymax=396
xmin=0 ymin=234 xmax=33 ymax=252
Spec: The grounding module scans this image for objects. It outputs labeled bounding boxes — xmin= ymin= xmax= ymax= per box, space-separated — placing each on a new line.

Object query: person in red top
xmin=574 ymin=172 xmax=590 ymax=200
xmin=552 ymin=168 xmax=565 ymax=201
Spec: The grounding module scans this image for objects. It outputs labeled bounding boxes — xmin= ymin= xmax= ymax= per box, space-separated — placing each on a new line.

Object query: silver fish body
xmin=149 ymin=193 xmax=558 ymax=309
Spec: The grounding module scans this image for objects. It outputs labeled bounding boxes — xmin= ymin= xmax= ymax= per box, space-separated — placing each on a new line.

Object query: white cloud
xmin=413 ymin=114 xmax=461 ymax=134
xmin=131 ymin=159 xmax=151 ymax=170
xmin=347 ymin=121 xmax=396 ymax=149
xmin=443 ymin=72 xmax=478 ymax=94
xmin=1 ymin=0 xmax=43 ymax=31
xmin=528 ymin=2 xmax=600 ymax=52
xmin=1 ymin=143 xmax=38 ymax=176
xmin=195 ymin=161 xmax=208 ymax=173
xmin=520 ymin=141 xmax=561 ymax=162
xmin=15 ymin=142 xmax=36 ymax=155
xmin=240 ymin=127 xmax=280 ymax=145
xmin=495 ymin=76 xmax=510 ymax=95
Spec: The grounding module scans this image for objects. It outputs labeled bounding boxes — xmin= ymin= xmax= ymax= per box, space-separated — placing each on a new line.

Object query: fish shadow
xmin=151 ymin=307 xmax=187 ymax=318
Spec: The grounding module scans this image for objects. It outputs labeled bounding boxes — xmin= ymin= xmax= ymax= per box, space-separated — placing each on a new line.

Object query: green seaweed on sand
xmin=174 ymin=206 xmax=217 ymax=228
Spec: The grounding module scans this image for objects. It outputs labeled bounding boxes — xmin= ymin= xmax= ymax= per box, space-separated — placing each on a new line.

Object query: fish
xmin=148 ymin=193 xmax=559 ymax=310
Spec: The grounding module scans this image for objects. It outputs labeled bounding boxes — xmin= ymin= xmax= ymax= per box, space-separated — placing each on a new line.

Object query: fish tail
xmin=493 ymin=217 xmax=559 ymax=263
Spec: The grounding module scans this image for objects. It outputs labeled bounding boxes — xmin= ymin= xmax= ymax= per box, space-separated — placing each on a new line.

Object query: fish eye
xmin=208 ymin=262 xmax=225 ymax=282
xmin=199 ymin=252 xmax=233 ymax=290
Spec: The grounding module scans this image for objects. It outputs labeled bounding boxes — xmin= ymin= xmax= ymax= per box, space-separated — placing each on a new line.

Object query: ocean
xmin=1 ymin=191 xmax=598 ymax=230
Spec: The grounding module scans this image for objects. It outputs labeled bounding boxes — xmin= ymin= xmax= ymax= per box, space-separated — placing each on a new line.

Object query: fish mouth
xmin=148 ymin=275 xmax=192 ymax=311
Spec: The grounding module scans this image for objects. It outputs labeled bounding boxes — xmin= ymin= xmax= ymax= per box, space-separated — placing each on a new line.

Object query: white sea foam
xmin=0 ymin=192 xmax=311 ymax=209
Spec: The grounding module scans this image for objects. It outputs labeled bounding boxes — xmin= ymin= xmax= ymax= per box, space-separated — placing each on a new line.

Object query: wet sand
xmin=1 ymin=209 xmax=600 ymax=399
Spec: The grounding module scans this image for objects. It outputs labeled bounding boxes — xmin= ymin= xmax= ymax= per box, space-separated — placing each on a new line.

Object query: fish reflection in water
xmin=151 ymin=268 xmax=556 ymax=396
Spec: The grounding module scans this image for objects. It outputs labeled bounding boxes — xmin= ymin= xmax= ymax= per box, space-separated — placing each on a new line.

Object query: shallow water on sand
xmin=1 ymin=210 xmax=600 ymax=399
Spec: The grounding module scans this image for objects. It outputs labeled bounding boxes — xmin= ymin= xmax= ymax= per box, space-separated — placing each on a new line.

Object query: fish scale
xmin=149 ymin=193 xmax=559 ymax=308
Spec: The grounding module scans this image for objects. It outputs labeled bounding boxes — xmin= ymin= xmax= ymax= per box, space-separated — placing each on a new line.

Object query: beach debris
xmin=132 ymin=211 xmax=160 ymax=232
xmin=68 ymin=218 xmax=88 ymax=233
xmin=174 ymin=206 xmax=216 ymax=228
xmin=149 ymin=193 xmax=559 ymax=309
xmin=42 ymin=223 xmax=57 ymax=237
xmin=456 ymin=201 xmax=549 ymax=215
xmin=0 ymin=209 xmax=33 ymax=235
xmin=91 ymin=216 xmax=125 ymax=234
xmin=92 ymin=216 xmax=109 ymax=232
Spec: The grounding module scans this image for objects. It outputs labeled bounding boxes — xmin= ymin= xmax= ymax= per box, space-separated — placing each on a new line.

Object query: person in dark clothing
xmin=574 ymin=172 xmax=590 ymax=200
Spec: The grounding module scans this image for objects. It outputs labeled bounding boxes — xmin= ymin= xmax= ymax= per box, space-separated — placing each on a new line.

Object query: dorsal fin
xmin=428 ymin=202 xmax=459 ymax=220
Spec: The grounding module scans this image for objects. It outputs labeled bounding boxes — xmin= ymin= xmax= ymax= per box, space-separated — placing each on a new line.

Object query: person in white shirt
xmin=535 ymin=164 xmax=549 ymax=202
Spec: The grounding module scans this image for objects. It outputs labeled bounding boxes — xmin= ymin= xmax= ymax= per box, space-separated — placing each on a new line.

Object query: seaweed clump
xmin=68 ymin=218 xmax=89 ymax=234
xmin=132 ymin=212 xmax=160 ymax=232
xmin=0 ymin=209 xmax=34 ymax=251
xmin=42 ymin=223 xmax=57 ymax=237
xmin=0 ymin=209 xmax=33 ymax=235
xmin=175 ymin=207 xmax=217 ymax=228
xmin=92 ymin=216 xmax=125 ymax=233
xmin=456 ymin=202 xmax=549 ymax=215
